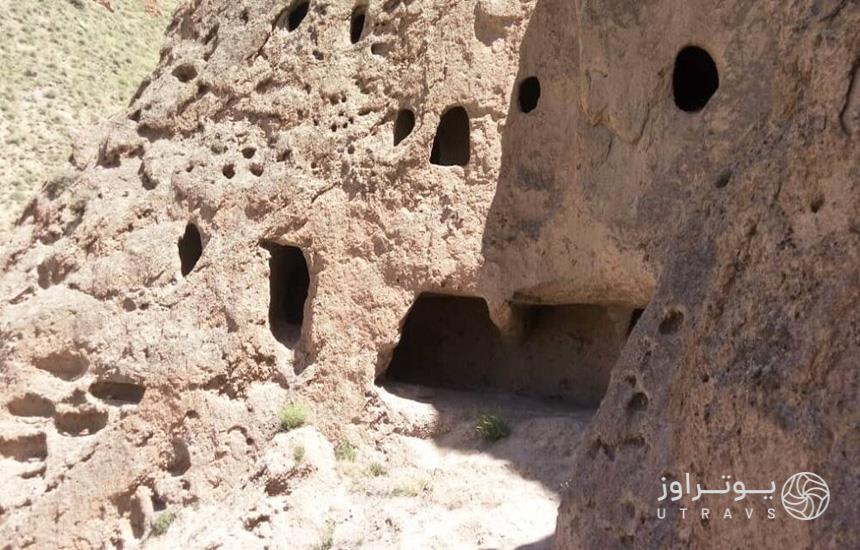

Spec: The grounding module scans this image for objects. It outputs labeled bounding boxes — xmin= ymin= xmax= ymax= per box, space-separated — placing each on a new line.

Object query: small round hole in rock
xmin=350 ymin=6 xmax=366 ymax=44
xmin=89 ymin=381 xmax=146 ymax=405
xmin=714 ymin=169 xmax=732 ymax=189
xmin=518 ymin=76 xmax=541 ymax=113
xmin=242 ymin=147 xmax=257 ymax=159
xmin=810 ymin=194 xmax=824 ymax=213
xmin=277 ymin=1 xmax=310 ymax=32
xmin=673 ymin=46 xmax=719 ymax=112
xmin=169 ymin=438 xmax=191 ymax=476
xmin=222 ymin=164 xmax=236 ymax=179
xmin=54 ymin=407 xmax=108 ymax=436
xmin=7 ymin=393 xmax=55 ymax=418
xmin=393 ymin=109 xmax=415 ymax=146
xmin=250 ymin=164 xmax=264 ymax=177
xmin=139 ymin=164 xmax=157 ymax=190
xmin=172 ymin=64 xmax=198 ymax=83
xmin=658 ymin=308 xmax=684 ymax=335
xmin=627 ymin=392 xmax=649 ymax=412
xmin=178 ymin=223 xmax=203 ymax=276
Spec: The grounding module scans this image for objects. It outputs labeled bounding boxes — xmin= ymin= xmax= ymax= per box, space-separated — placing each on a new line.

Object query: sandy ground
xmin=0 ymin=0 xmax=178 ymax=233
xmin=141 ymin=384 xmax=593 ymax=549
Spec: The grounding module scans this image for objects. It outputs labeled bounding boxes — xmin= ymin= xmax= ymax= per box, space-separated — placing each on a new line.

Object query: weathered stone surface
xmin=550 ymin=1 xmax=860 ymax=547
xmin=0 ymin=0 xmax=857 ymax=548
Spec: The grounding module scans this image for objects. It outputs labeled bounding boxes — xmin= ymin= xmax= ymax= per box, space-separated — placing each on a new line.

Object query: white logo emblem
xmin=781 ymin=472 xmax=829 ymax=520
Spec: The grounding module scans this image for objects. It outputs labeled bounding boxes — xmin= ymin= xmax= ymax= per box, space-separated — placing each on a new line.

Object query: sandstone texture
xmin=0 ymin=0 xmax=858 ymax=548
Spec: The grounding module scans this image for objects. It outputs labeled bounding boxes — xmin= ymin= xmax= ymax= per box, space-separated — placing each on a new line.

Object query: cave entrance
xmin=673 ymin=45 xmax=719 ymax=112
xmin=350 ymin=5 xmax=367 ymax=44
xmin=430 ymin=106 xmax=470 ymax=166
xmin=277 ymin=1 xmax=310 ymax=32
xmin=378 ymin=294 xmax=636 ymax=408
xmin=393 ymin=108 xmax=415 ymax=146
xmin=518 ymin=76 xmax=541 ymax=113
xmin=262 ymin=242 xmax=310 ymax=347
xmin=178 ymin=223 xmax=202 ymax=277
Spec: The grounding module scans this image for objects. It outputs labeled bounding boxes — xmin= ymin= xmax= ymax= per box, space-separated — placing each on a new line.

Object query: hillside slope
xmin=0 ymin=0 xmax=178 ymax=230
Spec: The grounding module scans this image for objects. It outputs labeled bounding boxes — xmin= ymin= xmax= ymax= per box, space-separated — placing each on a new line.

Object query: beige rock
xmin=0 ymin=0 xmax=857 ymax=548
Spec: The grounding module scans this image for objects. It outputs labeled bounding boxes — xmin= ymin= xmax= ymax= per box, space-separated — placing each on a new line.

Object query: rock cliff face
xmin=0 ymin=0 xmax=857 ymax=548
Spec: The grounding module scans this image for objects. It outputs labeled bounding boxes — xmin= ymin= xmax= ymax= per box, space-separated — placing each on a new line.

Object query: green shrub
xmin=334 ymin=440 xmax=356 ymax=462
xmin=315 ymin=520 xmax=335 ymax=550
xmin=293 ymin=445 xmax=306 ymax=463
xmin=279 ymin=402 xmax=308 ymax=431
xmin=391 ymin=479 xmax=431 ymax=497
xmin=368 ymin=462 xmax=386 ymax=477
xmin=151 ymin=512 xmax=174 ymax=536
xmin=476 ymin=413 xmax=510 ymax=442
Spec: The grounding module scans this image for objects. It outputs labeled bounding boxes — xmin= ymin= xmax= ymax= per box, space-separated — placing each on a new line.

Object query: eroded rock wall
xmin=0 ymin=0 xmax=857 ymax=548
xmin=552 ymin=0 xmax=860 ymax=548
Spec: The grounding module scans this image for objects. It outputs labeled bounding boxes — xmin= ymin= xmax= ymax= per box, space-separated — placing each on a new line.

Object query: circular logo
xmin=781 ymin=472 xmax=830 ymax=520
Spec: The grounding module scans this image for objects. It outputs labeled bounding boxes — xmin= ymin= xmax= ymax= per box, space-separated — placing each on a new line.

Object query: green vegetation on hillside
xmin=0 ymin=0 xmax=179 ymax=227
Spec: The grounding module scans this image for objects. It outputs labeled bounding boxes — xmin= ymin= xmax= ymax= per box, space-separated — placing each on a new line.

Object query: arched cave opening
xmin=672 ymin=45 xmax=719 ymax=112
xmin=377 ymin=294 xmax=637 ymax=408
xmin=393 ymin=108 xmax=415 ymax=146
xmin=518 ymin=76 xmax=541 ymax=113
xmin=178 ymin=223 xmax=202 ymax=276
xmin=262 ymin=242 xmax=310 ymax=347
xmin=430 ymin=106 xmax=470 ymax=166
xmin=350 ymin=5 xmax=367 ymax=44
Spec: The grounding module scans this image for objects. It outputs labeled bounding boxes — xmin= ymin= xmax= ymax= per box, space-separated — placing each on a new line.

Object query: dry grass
xmin=335 ymin=440 xmax=357 ymax=462
xmin=150 ymin=511 xmax=174 ymax=536
xmin=0 ymin=0 xmax=179 ymax=228
xmin=279 ymin=402 xmax=309 ymax=431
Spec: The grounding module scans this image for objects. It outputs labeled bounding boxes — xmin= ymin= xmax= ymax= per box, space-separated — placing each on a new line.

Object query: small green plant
xmin=476 ymin=413 xmax=511 ymax=442
xmin=279 ymin=402 xmax=308 ymax=432
xmin=391 ymin=478 xmax=431 ymax=497
xmin=334 ymin=439 xmax=356 ymax=462
xmin=315 ymin=520 xmax=335 ymax=550
xmin=150 ymin=512 xmax=174 ymax=536
xmin=390 ymin=486 xmax=409 ymax=497
xmin=368 ymin=462 xmax=386 ymax=477
xmin=293 ymin=444 xmax=306 ymax=463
